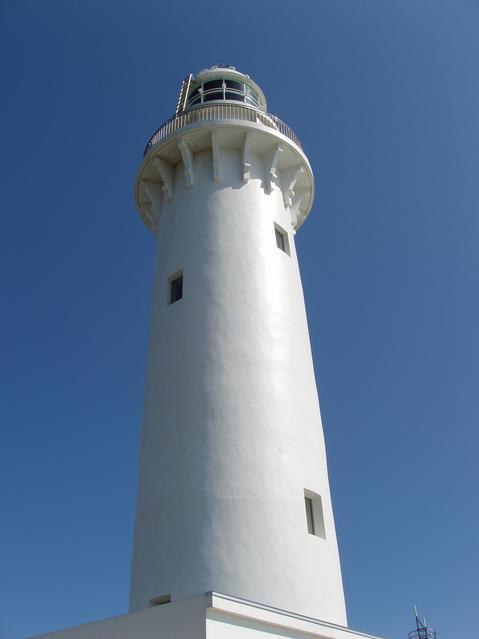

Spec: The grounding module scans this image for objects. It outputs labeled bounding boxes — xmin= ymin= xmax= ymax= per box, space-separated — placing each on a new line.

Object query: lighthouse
xmin=130 ymin=65 xmax=346 ymax=624
xmin=33 ymin=67 xmax=386 ymax=639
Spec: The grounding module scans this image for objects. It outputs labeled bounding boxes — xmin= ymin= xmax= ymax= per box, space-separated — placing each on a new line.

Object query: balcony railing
xmin=143 ymin=104 xmax=303 ymax=156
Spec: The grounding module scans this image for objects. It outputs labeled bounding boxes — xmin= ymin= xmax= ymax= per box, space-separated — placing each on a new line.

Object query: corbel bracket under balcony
xmin=264 ymin=144 xmax=284 ymax=193
xmin=141 ymin=180 xmax=163 ymax=227
xmin=241 ymin=131 xmax=253 ymax=184
xmin=153 ymin=157 xmax=174 ymax=202
xmin=281 ymin=165 xmax=304 ymax=209
xmin=177 ymin=138 xmax=194 ymax=188
xmin=211 ymin=130 xmax=221 ymax=182
xmin=290 ymin=187 xmax=309 ymax=227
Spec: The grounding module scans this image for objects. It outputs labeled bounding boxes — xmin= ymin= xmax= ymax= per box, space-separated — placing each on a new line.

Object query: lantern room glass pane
xmin=225 ymin=79 xmax=244 ymax=91
xmin=203 ymin=91 xmax=223 ymax=102
xmin=185 ymin=77 xmax=262 ymax=109
xmin=203 ymin=79 xmax=223 ymax=90
xmin=225 ymin=91 xmax=244 ymax=102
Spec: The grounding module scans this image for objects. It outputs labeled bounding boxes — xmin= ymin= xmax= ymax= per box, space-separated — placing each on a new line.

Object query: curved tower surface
xmin=130 ymin=66 xmax=347 ymax=626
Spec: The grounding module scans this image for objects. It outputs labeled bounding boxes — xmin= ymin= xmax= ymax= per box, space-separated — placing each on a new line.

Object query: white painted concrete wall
xmin=206 ymin=593 xmax=383 ymax=639
xmin=130 ymin=131 xmax=347 ymax=625
xmin=31 ymin=595 xmax=209 ymax=639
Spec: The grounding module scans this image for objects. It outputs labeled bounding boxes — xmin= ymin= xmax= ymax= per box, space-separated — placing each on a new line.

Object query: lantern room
xmin=182 ymin=65 xmax=267 ymax=112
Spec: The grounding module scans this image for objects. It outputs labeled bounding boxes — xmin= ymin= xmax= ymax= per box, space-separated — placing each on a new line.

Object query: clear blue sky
xmin=1 ymin=2 xmax=478 ymax=638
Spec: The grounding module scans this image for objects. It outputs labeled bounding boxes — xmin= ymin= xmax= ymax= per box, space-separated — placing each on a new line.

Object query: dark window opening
xmin=305 ymin=497 xmax=315 ymax=535
xmin=275 ymin=225 xmax=290 ymax=255
xmin=304 ymin=490 xmax=326 ymax=539
xmin=170 ymin=274 xmax=183 ymax=304
xmin=275 ymin=228 xmax=285 ymax=251
xmin=149 ymin=593 xmax=171 ymax=606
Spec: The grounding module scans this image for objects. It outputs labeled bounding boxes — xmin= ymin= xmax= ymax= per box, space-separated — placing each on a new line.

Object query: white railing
xmin=144 ymin=104 xmax=303 ymax=155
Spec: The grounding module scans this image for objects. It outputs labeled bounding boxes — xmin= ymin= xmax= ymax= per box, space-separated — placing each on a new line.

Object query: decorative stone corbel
xmin=153 ymin=157 xmax=174 ymax=202
xmin=290 ymin=187 xmax=309 ymax=227
xmin=211 ymin=130 xmax=221 ymax=182
xmin=177 ymin=138 xmax=194 ymax=188
xmin=241 ymin=131 xmax=253 ymax=184
xmin=264 ymin=144 xmax=284 ymax=193
xmin=138 ymin=205 xmax=155 ymax=232
xmin=281 ymin=165 xmax=304 ymax=209
xmin=141 ymin=180 xmax=164 ymax=222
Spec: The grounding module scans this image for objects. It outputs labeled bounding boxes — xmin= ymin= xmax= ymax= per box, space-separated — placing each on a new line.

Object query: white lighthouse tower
xmin=33 ymin=67 xmax=386 ymax=639
xmin=130 ymin=65 xmax=346 ymax=624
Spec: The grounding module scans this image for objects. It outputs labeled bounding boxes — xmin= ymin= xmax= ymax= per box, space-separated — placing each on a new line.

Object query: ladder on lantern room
xmin=176 ymin=74 xmax=193 ymax=116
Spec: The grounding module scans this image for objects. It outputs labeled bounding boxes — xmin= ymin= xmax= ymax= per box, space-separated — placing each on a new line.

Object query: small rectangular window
xmin=305 ymin=496 xmax=315 ymax=535
xmin=274 ymin=224 xmax=290 ymax=255
xmin=304 ymin=490 xmax=326 ymax=539
xmin=149 ymin=593 xmax=171 ymax=606
xmin=169 ymin=273 xmax=183 ymax=304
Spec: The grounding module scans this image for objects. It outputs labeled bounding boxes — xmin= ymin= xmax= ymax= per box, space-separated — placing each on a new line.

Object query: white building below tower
xmin=33 ymin=593 xmax=386 ymax=639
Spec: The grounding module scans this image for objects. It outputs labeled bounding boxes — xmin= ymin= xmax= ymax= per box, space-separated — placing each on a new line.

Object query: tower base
xmin=31 ymin=592 xmax=385 ymax=639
